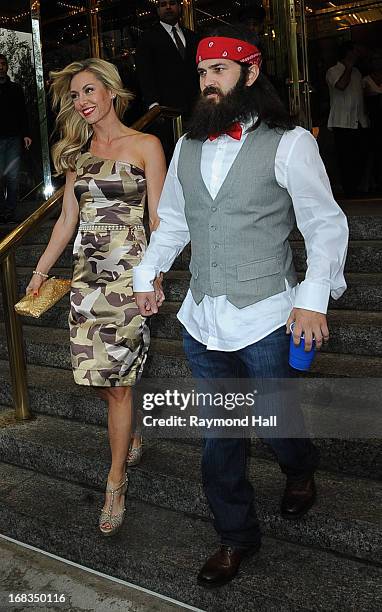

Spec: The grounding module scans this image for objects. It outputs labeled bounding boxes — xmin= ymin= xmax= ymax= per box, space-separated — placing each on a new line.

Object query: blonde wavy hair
xmin=50 ymin=58 xmax=133 ymax=174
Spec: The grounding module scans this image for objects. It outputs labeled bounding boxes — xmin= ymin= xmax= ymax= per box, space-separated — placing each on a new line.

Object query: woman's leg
xmin=97 ymin=386 xmax=133 ymax=528
xmin=130 ymin=408 xmax=143 ymax=450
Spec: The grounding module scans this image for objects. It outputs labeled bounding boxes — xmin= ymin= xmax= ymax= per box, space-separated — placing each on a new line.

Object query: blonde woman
xmin=26 ymin=58 xmax=166 ymax=535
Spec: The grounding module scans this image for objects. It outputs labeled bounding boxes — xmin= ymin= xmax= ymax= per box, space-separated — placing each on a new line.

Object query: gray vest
xmin=177 ymin=123 xmax=298 ymax=309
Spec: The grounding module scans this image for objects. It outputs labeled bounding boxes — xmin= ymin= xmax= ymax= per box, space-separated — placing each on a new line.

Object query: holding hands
xmin=135 ymin=272 xmax=165 ymax=316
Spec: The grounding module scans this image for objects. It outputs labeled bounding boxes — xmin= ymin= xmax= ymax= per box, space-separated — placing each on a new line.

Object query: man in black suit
xmin=135 ymin=0 xmax=199 ymax=117
xmin=0 ymin=54 xmax=32 ymax=223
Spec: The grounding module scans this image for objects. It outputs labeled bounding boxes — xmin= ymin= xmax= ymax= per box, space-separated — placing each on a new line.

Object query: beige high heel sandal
xmin=99 ymin=473 xmax=128 ymax=536
xmin=127 ymin=436 xmax=144 ymax=467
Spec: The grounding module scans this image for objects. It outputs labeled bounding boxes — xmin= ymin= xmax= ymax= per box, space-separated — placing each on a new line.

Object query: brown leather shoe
xmin=281 ymin=476 xmax=316 ymax=519
xmin=197 ymin=544 xmax=260 ymax=588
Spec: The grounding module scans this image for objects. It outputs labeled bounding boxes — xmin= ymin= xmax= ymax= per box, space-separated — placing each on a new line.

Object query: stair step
xmin=0 ymin=360 xmax=379 ymax=480
xmin=147 ymin=337 xmax=382 ymax=378
xmin=1 ymin=323 xmax=381 ymax=378
xmin=4 ymin=269 xmax=382 ymax=318
xmin=13 ymin=240 xmax=382 ymax=274
xmin=162 ymin=271 xmax=382 ymax=312
xmin=170 ymin=242 xmax=382 ymax=274
xmin=0 ymin=533 xmax=179 ymax=612
xmin=0 ymin=323 xmax=72 ymax=370
xmin=1 ymin=270 xmax=381 ymax=349
xmin=290 ymin=241 xmax=382 ymax=274
xmin=340 ymin=214 xmax=382 ymax=240
xmin=339 ymin=198 xmax=382 ymax=215
xmin=289 ymin=215 xmax=382 ymax=241
xmin=151 ymin=307 xmax=382 ymax=358
xmin=2 ymin=295 xmax=382 ymax=357
xmin=15 ymin=244 xmax=74 ymax=269
xmin=0 ymin=414 xmax=381 ymax=564
xmin=328 ymin=273 xmax=382 ymax=311
xmin=1 ymin=462 xmax=380 ymax=611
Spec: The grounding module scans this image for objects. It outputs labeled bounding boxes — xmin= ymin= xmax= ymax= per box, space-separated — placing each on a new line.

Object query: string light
xmin=0 ymin=10 xmax=30 ymax=24
xmin=57 ymin=1 xmax=84 ymax=10
xmin=57 ymin=2 xmax=86 ymax=17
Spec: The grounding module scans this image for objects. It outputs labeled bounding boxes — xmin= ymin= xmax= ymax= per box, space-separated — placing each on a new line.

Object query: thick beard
xmin=187 ymin=71 xmax=256 ymax=141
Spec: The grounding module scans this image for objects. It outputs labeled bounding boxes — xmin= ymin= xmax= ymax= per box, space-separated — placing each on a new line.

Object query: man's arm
xmin=133 ymin=137 xmax=190 ymax=315
xmin=334 ymin=60 xmax=354 ymax=91
xmin=277 ymin=128 xmax=349 ymax=350
xmin=135 ymin=35 xmax=161 ymax=108
xmin=326 ymin=63 xmax=353 ymax=92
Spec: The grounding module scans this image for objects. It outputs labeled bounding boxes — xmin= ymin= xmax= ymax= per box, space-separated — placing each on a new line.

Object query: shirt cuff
xmin=293 ymin=280 xmax=331 ymax=314
xmin=133 ymin=265 xmax=157 ymax=292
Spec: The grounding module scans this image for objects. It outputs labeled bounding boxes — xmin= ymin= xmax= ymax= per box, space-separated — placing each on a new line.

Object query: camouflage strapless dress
xmin=70 ymin=152 xmax=150 ymax=386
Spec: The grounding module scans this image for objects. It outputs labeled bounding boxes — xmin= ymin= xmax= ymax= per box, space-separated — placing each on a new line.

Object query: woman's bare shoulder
xmin=127 ymin=130 xmax=161 ymax=146
xmin=137 ymin=133 xmax=164 ymax=154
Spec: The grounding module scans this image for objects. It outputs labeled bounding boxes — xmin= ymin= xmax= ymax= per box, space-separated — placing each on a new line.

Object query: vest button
xmin=211 ymin=226 xmax=217 ymax=231
xmin=211 ymin=206 xmax=217 ymax=212
xmin=211 ymin=262 xmax=217 ymax=267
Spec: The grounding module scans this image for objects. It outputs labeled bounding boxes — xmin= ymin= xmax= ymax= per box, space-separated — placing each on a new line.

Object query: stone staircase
xmin=0 ymin=199 xmax=381 ymax=611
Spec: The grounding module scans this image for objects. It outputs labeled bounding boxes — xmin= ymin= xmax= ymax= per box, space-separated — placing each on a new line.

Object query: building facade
xmin=1 ymin=0 xmax=382 ymax=197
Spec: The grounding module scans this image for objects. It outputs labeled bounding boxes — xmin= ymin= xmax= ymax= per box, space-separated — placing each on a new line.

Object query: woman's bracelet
xmin=32 ymin=270 xmax=49 ymax=279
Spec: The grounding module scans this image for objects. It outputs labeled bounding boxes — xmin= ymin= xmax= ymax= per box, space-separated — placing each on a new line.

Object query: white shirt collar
xmin=160 ymin=21 xmax=181 ymax=34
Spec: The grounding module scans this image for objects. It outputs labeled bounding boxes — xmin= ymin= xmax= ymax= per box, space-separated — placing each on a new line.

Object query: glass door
xmin=269 ymin=0 xmax=312 ymax=128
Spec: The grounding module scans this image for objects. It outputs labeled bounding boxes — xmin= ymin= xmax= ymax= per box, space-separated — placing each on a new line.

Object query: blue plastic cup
xmin=289 ymin=323 xmax=316 ymax=371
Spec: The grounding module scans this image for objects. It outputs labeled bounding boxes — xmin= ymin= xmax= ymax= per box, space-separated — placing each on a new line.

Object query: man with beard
xmin=133 ymin=28 xmax=349 ymax=587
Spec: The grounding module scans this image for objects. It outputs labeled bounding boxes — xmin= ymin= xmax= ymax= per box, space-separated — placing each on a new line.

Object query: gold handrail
xmin=0 ymin=188 xmax=64 ymax=265
xmin=0 ymin=106 xmax=183 ymax=420
xmin=20 ymin=180 xmax=44 ymax=203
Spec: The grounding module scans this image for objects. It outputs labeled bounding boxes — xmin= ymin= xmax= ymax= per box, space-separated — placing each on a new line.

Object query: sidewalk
xmin=0 ymin=536 xmax=199 ymax=612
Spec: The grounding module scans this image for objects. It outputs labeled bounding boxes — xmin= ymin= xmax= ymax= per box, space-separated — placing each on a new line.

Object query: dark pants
xmin=0 ymin=136 xmax=22 ymax=219
xmin=332 ymin=127 xmax=367 ymax=197
xmin=182 ymin=326 xmax=319 ymax=548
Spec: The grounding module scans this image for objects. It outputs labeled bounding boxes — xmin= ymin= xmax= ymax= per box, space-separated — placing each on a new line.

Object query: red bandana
xmin=196 ymin=36 xmax=262 ymax=67
xmin=208 ymin=122 xmax=243 ymax=141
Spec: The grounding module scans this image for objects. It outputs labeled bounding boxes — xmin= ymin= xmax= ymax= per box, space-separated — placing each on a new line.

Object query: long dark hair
xmin=200 ymin=25 xmax=295 ymax=132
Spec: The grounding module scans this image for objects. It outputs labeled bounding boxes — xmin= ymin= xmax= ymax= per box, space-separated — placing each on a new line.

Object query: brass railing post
xmin=173 ymin=115 xmax=184 ymax=142
xmin=0 ymin=253 xmax=31 ymax=420
xmin=88 ymin=0 xmax=101 ymax=58
xmin=182 ymin=0 xmax=195 ymax=30
xmin=288 ymin=0 xmax=301 ymax=118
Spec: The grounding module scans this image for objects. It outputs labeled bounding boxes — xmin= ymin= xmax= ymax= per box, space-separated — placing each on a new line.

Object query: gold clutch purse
xmin=14 ymin=277 xmax=72 ymax=318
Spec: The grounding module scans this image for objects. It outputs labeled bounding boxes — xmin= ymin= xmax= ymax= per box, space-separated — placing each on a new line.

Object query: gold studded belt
xmin=79 ymin=222 xmax=144 ymax=232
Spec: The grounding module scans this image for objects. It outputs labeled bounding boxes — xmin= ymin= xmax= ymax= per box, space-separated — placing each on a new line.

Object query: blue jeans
xmin=0 ymin=136 xmax=22 ymax=218
xmin=182 ymin=326 xmax=319 ymax=548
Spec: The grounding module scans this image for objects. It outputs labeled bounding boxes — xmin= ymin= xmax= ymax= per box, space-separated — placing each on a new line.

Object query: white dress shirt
xmin=326 ymin=62 xmax=368 ymax=129
xmin=160 ymin=21 xmax=186 ymax=47
xmin=133 ymin=124 xmax=349 ymax=351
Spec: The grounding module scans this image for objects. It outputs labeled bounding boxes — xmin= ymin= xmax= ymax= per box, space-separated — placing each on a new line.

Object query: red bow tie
xmin=208 ymin=122 xmax=243 ymax=141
